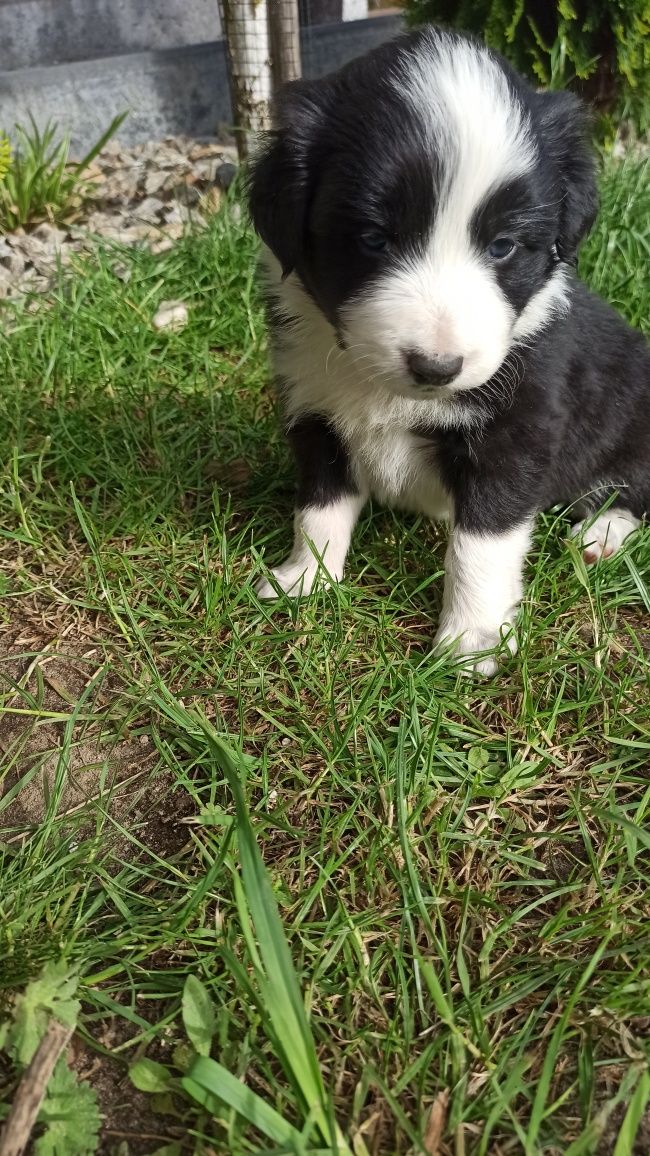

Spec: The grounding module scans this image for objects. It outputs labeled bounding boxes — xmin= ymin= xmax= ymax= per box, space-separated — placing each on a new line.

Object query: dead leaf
xmin=423 ymin=1088 xmax=450 ymax=1155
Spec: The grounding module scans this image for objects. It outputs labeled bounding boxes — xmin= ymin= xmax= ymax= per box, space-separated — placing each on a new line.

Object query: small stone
xmin=229 ymin=203 xmax=242 ymax=224
xmin=192 ymin=157 xmax=220 ymax=182
xmin=83 ymin=161 xmax=103 ymax=183
xmin=0 ymin=266 xmax=14 ymax=298
xmin=152 ymin=300 xmax=188 ymax=332
xmin=0 ymin=241 xmax=24 ymax=276
xmin=214 ymin=161 xmax=238 ymax=191
xmin=32 ymin=222 xmax=68 ymax=248
xmin=10 ymin=233 xmax=64 ymax=276
xmin=132 ymin=195 xmax=165 ymax=223
xmin=23 ymin=273 xmax=51 ymax=296
xmin=100 ymin=138 xmax=123 ymax=159
xmin=152 ymin=143 xmax=190 ymax=171
xmin=112 ymin=261 xmax=131 ymax=283
xmin=85 ymin=210 xmax=122 ymax=236
xmin=162 ymin=222 xmax=185 ymax=241
xmin=163 ymin=204 xmax=187 ymax=227
xmin=188 ymin=142 xmax=223 ymax=162
xmin=98 ymin=224 xmax=155 ymax=245
xmin=144 ymin=169 xmax=171 ymax=196
xmin=101 ymin=170 xmax=141 ymax=204
xmin=164 ymin=203 xmax=205 ymax=229
xmin=150 ymin=237 xmax=175 ymax=256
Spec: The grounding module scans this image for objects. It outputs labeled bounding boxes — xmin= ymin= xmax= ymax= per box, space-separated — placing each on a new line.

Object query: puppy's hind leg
xmin=570 ymin=507 xmax=640 ymax=564
xmin=255 ymin=415 xmax=367 ymax=599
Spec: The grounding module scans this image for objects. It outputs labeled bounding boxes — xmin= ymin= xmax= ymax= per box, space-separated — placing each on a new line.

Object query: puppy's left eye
xmin=488 ymin=236 xmax=516 ymax=261
xmin=360 ymin=230 xmax=389 ymax=254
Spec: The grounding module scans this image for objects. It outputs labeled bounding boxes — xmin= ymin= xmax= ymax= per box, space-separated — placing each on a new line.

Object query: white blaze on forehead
xmin=393 ymin=30 xmax=536 ymax=239
xmin=336 ymin=30 xmax=540 ymax=391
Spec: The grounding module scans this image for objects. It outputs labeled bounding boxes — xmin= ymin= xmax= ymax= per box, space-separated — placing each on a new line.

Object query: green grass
xmin=0 ymin=158 xmax=649 ymax=1155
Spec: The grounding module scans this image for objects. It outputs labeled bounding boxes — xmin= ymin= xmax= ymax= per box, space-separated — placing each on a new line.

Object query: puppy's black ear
xmin=537 ymin=90 xmax=598 ymax=263
xmin=248 ymin=80 xmax=326 ymax=277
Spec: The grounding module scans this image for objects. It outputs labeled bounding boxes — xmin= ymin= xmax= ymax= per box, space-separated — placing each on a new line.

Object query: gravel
xmin=0 ymin=136 xmax=238 ymax=301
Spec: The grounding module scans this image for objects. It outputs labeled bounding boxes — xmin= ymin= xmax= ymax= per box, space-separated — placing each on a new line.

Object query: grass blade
xmin=73 ymin=111 xmax=128 ymax=174
xmin=183 ymin=1057 xmax=304 ymax=1148
xmin=613 ymin=1071 xmax=650 ymax=1156
xmin=151 ymin=690 xmax=359 ymax=1155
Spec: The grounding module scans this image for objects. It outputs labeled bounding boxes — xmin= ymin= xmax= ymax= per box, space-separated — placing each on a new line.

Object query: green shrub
xmin=404 ymin=1 xmax=650 ymax=133
xmin=0 ymin=112 xmax=127 ymax=232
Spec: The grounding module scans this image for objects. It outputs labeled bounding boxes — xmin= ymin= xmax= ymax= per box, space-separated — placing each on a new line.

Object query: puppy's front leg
xmin=255 ymin=415 xmax=367 ymax=599
xmin=433 ymin=518 xmax=534 ymax=676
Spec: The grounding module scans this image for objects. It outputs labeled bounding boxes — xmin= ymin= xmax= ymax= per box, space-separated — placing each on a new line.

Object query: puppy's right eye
xmin=359 ymin=230 xmax=389 ymax=254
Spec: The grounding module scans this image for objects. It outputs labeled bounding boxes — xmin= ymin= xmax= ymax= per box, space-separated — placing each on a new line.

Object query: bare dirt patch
xmin=0 ymin=604 xmax=157 ymax=835
xmin=70 ymin=1034 xmax=186 ymax=1156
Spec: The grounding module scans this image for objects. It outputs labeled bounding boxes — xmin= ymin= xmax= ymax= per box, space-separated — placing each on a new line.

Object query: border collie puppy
xmin=248 ymin=25 xmax=649 ymax=674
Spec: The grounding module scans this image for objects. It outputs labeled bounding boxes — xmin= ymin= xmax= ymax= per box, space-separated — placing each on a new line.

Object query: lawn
xmin=0 ymin=156 xmax=649 ymax=1155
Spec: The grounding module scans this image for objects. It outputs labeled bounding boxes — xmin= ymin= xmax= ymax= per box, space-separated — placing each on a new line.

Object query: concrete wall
xmin=0 ymin=0 xmax=371 ymax=72
xmin=0 ymin=13 xmax=404 ymax=152
xmin=0 ymin=0 xmax=222 ymax=71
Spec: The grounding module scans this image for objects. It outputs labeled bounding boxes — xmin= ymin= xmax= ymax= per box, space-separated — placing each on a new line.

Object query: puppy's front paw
xmin=254 ymin=563 xmax=316 ymax=600
xmin=433 ymin=620 xmax=517 ymax=677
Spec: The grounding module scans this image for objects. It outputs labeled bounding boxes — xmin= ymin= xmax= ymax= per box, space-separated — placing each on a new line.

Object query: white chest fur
xmin=268 ymin=268 xmax=478 ymax=520
xmin=345 ymin=419 xmax=451 ymax=519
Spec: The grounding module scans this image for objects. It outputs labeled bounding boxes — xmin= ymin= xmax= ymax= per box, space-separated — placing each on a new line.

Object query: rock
xmin=144 ymin=169 xmax=171 ymax=197
xmin=0 ymin=241 xmax=24 ymax=276
xmin=153 ymin=300 xmax=189 ymax=332
xmin=85 ymin=214 xmax=154 ymax=244
xmin=32 ymin=222 xmax=69 ymax=249
xmin=116 ymin=225 xmax=158 ymax=244
xmin=85 ymin=210 xmax=123 ymax=235
xmin=214 ymin=161 xmax=238 ymax=191
xmin=100 ymin=138 xmax=123 ymax=159
xmin=132 ymin=196 xmax=165 ymax=223
xmin=100 ymin=170 xmax=141 ymax=205
xmin=148 ymin=142 xmax=190 ymax=171
xmin=83 ymin=161 xmax=104 ymax=183
xmin=111 ymin=261 xmax=132 ymax=283
xmin=150 ymin=237 xmax=175 ymax=256
xmin=25 ymin=274 xmax=51 ymax=295
xmin=188 ymin=142 xmax=225 ymax=162
xmin=161 ymin=222 xmax=185 ymax=241
xmin=163 ymin=203 xmax=200 ymax=228
xmin=0 ymin=265 xmax=14 ymax=298
xmin=9 ymin=233 xmax=67 ymax=275
xmin=191 ymin=156 xmax=220 ymax=182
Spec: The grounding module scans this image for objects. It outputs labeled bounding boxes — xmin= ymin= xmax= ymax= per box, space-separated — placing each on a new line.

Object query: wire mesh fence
xmin=270 ymin=0 xmax=302 ymax=89
xmin=218 ymin=1 xmax=302 ymax=159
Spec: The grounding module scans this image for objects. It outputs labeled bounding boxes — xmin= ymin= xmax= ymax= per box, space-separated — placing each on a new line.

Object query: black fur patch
xmin=287 ymin=415 xmax=359 ymax=509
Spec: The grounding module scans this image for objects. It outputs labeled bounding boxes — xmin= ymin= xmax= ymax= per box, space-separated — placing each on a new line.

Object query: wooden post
xmin=268 ymin=0 xmax=302 ymax=91
xmin=219 ymin=0 xmax=273 ymax=160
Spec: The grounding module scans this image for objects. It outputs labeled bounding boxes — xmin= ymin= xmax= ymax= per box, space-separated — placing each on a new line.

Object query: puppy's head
xmin=249 ymin=28 xmax=597 ymax=398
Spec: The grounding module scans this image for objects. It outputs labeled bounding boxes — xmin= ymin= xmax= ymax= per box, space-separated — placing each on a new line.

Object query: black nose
xmin=405 ymin=351 xmax=464 ymax=387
